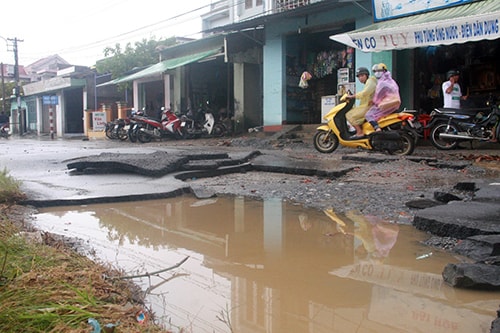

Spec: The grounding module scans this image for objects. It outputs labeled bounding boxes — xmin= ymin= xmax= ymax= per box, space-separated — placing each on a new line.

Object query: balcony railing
xmin=275 ymin=0 xmax=311 ymax=12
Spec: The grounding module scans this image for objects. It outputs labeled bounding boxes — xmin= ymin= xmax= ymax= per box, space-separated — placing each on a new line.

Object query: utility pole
xmin=9 ymin=37 xmax=23 ymax=135
xmin=1 ymin=63 xmax=5 ymax=114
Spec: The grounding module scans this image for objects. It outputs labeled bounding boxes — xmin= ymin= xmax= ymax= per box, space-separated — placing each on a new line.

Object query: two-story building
xmin=204 ymin=0 xmax=500 ymax=131
xmin=111 ymin=0 xmax=372 ymax=133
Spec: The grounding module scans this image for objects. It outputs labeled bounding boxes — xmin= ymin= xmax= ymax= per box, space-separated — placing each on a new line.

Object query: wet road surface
xmin=33 ymin=196 xmax=498 ymax=333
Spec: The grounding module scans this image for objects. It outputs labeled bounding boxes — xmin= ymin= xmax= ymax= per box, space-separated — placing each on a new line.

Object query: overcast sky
xmin=0 ymin=0 xmax=213 ymax=67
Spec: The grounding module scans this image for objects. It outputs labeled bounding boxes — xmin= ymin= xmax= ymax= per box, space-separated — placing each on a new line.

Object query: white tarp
xmin=331 ymin=1 xmax=500 ymax=52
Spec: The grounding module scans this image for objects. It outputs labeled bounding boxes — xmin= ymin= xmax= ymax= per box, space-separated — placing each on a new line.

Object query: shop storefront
xmin=285 ymin=28 xmax=356 ymax=124
xmin=415 ymin=39 xmax=499 ymax=112
xmin=203 ymin=0 xmax=373 ymax=130
xmin=331 ymin=0 xmax=500 ymax=113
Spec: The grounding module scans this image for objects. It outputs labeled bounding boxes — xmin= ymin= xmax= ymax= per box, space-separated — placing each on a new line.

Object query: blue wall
xmin=263 ymin=30 xmax=286 ymax=127
xmin=263 ymin=4 xmax=373 ymax=127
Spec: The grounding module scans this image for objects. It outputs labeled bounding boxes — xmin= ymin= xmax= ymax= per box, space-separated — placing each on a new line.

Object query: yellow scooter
xmin=314 ymin=93 xmax=417 ymax=155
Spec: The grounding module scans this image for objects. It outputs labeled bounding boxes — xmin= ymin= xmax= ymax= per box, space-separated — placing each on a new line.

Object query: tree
xmin=95 ymin=37 xmax=177 ymax=91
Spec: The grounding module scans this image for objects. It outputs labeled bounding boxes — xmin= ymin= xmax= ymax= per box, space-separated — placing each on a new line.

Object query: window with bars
xmin=245 ymin=0 xmax=264 ymax=9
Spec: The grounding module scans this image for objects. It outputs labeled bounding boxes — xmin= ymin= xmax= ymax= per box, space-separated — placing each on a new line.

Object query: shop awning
xmin=330 ymin=0 xmax=500 ymax=52
xmin=113 ymin=48 xmax=222 ymax=84
xmin=96 ymin=77 xmax=123 ymax=88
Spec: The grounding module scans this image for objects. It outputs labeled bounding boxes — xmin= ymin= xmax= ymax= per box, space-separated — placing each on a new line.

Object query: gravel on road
xmin=182 ymin=131 xmax=500 ymax=224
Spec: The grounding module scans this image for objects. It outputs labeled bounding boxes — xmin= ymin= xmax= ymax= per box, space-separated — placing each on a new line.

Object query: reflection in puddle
xmin=35 ymin=195 xmax=497 ymax=333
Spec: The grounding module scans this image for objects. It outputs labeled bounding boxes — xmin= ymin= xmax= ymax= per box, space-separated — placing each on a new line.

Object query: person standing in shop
xmin=345 ymin=67 xmax=377 ymax=139
xmin=442 ymin=69 xmax=468 ymax=108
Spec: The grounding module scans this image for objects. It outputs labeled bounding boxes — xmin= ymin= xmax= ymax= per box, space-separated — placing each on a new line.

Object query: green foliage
xmin=0 ymin=168 xmax=24 ymax=203
xmin=95 ymin=37 xmax=178 ymax=91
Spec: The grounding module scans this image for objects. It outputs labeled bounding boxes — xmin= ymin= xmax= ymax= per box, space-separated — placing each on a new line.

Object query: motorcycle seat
xmin=436 ymin=107 xmax=484 ymax=116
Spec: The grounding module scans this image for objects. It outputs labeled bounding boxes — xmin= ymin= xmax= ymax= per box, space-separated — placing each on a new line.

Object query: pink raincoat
xmin=365 ymin=71 xmax=401 ymax=123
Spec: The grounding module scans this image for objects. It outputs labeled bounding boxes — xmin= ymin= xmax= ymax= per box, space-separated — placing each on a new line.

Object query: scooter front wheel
xmin=430 ymin=123 xmax=459 ymax=150
xmin=105 ymin=124 xmax=116 ymax=139
xmin=313 ymin=130 xmax=339 ymax=153
xmin=137 ymin=129 xmax=152 ymax=143
xmin=117 ymin=126 xmax=129 ymax=141
xmin=128 ymin=128 xmax=138 ymax=142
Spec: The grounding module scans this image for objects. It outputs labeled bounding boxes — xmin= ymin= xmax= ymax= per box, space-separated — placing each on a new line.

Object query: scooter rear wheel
xmin=430 ymin=123 xmax=459 ymax=150
xmin=211 ymin=123 xmax=226 ymax=137
xmin=313 ymin=130 xmax=339 ymax=153
xmin=392 ymin=132 xmax=415 ymax=156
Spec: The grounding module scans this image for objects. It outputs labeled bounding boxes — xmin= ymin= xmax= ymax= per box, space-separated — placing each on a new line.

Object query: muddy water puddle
xmin=34 ymin=195 xmax=498 ymax=333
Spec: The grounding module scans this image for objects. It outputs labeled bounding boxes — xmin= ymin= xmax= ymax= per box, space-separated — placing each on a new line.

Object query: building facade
xmin=25 ymin=0 xmax=498 ymax=138
xmin=204 ymin=0 xmax=499 ymax=130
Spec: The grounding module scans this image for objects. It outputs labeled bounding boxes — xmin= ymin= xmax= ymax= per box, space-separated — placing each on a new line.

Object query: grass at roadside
xmin=0 ymin=170 xmax=167 ymax=333
xmin=0 ymin=168 xmax=25 ymax=203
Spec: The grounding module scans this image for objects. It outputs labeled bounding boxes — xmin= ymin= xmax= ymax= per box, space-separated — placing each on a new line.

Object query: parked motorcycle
xmin=136 ymin=107 xmax=184 ymax=143
xmin=0 ymin=122 xmax=10 ymax=139
xmin=180 ymin=107 xmax=226 ymax=139
xmin=125 ymin=109 xmax=146 ymax=143
xmin=428 ymin=98 xmax=500 ymax=150
xmin=105 ymin=118 xmax=129 ymax=141
xmin=313 ymin=93 xmax=418 ymax=155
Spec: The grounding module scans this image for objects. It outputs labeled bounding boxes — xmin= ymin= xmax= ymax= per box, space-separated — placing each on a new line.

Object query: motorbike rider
xmin=345 ymin=67 xmax=377 ymax=139
xmin=442 ymin=69 xmax=468 ymax=108
xmin=365 ymin=63 xmax=401 ymax=132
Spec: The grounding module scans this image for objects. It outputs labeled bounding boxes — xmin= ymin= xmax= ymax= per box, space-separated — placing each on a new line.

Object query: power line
xmin=21 ymin=0 xmax=258 ymax=64
xmin=36 ymin=2 xmax=213 ymax=56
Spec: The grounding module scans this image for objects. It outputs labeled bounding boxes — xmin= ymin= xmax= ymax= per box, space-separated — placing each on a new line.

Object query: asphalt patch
xmin=67 ymin=151 xmax=259 ymax=177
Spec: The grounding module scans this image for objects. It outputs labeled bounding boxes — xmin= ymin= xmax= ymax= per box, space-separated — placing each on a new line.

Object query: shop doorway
xmin=64 ymin=88 xmax=84 ymax=134
xmin=285 ymin=27 xmax=355 ymax=124
xmin=188 ymin=58 xmax=234 ymax=122
xmin=139 ymin=80 xmax=164 ymax=119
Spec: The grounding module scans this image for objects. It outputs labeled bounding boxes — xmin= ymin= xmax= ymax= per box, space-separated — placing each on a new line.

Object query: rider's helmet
xmin=446 ymin=69 xmax=460 ymax=80
xmin=372 ymin=63 xmax=387 ymax=78
xmin=372 ymin=63 xmax=388 ymax=72
xmin=356 ymin=67 xmax=370 ymax=77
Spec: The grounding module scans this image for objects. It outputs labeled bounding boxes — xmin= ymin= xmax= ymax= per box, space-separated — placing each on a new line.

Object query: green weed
xmin=0 ymin=168 xmax=25 ymax=203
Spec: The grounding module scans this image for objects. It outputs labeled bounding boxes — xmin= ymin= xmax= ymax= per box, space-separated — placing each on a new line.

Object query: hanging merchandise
xmin=298 ymin=71 xmax=312 ymax=89
xmin=311 ymin=47 xmax=355 ymax=79
xmin=346 ymin=47 xmax=354 ymax=69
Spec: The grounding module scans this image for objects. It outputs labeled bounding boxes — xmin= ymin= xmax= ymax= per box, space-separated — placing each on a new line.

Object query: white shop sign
xmin=93 ymin=112 xmax=106 ymax=131
xmin=331 ymin=12 xmax=499 ymax=52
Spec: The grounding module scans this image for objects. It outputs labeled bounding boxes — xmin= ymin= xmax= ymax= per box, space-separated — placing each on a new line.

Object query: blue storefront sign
xmin=373 ymin=0 xmax=474 ymax=22
xmin=42 ymin=95 xmax=59 ymax=105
